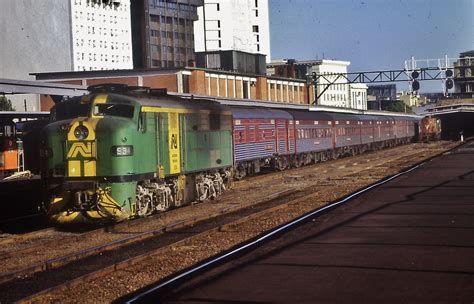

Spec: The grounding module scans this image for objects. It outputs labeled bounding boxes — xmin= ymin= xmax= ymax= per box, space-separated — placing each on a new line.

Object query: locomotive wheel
xmin=136 ymin=185 xmax=153 ymax=217
xmin=136 ymin=195 xmax=152 ymax=217
xmin=234 ymin=165 xmax=246 ymax=180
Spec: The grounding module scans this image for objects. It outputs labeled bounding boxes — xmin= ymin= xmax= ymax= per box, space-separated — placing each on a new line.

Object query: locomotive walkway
xmin=127 ymin=140 xmax=474 ymax=303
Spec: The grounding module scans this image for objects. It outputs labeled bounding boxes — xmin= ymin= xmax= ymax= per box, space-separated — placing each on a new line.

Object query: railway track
xmin=123 ymin=160 xmax=428 ymax=303
xmin=0 ymin=141 xmax=458 ymax=302
xmin=0 ymin=143 xmax=418 ymax=258
xmin=3 ymin=189 xmax=303 ymax=302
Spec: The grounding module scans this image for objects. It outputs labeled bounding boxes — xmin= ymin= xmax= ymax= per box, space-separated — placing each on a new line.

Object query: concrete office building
xmin=0 ymin=0 xmax=133 ymax=110
xmin=454 ymin=50 xmax=474 ymax=97
xmin=349 ymin=83 xmax=368 ymax=110
xmin=269 ymin=59 xmax=365 ymax=109
xmin=131 ymin=0 xmax=203 ymax=69
xmin=194 ymin=0 xmax=271 ymax=62
xmin=311 ymin=60 xmax=351 ymax=108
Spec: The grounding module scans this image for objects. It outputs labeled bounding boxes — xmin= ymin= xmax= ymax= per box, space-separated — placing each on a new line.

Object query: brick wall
xmin=143 ymin=74 xmax=177 ymax=92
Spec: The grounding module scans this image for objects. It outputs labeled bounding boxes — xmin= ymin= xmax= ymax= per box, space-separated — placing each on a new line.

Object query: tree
xmin=0 ymin=95 xmax=14 ymax=111
xmin=386 ymin=100 xmax=412 ymax=113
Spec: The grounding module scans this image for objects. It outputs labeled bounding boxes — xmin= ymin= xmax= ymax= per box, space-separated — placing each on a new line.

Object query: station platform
xmin=156 ymin=141 xmax=474 ymax=303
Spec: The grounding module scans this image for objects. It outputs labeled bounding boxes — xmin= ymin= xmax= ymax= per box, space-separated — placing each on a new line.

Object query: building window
xmin=255 ymin=10 xmax=258 ymax=17
xmin=257 ymin=44 xmax=260 ymax=52
xmin=151 ymin=45 xmax=160 ymax=53
xmin=252 ymin=25 xmax=259 ymax=33
xmin=182 ymin=74 xmax=190 ymax=93
xmin=218 ymin=40 xmax=221 ymax=48
xmin=217 ymin=20 xmax=221 ymax=28
xmin=216 ymin=3 xmax=220 ymax=11
xmin=243 ymin=81 xmax=249 ymax=99
xmin=255 ymin=0 xmax=258 ymax=8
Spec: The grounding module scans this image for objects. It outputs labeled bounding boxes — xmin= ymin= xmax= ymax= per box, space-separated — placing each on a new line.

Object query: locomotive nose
xmin=66 ymin=119 xmax=97 ymax=177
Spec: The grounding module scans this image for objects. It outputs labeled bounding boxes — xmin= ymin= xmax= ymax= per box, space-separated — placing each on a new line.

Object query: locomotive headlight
xmin=111 ymin=145 xmax=133 ymax=156
xmin=74 ymin=125 xmax=89 ymax=140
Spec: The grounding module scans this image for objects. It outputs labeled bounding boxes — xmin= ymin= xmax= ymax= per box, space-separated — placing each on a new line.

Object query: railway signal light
xmin=411 ymin=70 xmax=420 ymax=91
xmin=445 ymin=69 xmax=454 ymax=91
xmin=446 ymin=79 xmax=454 ymax=89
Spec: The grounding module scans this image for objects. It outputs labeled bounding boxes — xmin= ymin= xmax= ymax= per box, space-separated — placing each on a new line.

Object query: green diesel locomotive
xmin=41 ymin=85 xmax=232 ymax=224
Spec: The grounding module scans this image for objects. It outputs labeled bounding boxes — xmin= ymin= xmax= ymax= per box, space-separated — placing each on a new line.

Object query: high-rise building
xmin=311 ymin=60 xmax=351 ymax=108
xmin=1 ymin=0 xmax=133 ymax=79
xmin=454 ymin=50 xmax=474 ymax=97
xmin=71 ymin=0 xmax=133 ymax=71
xmin=131 ymin=0 xmax=203 ymax=69
xmin=194 ymin=0 xmax=271 ymax=62
xmin=0 ymin=0 xmax=133 ymax=110
xmin=268 ymin=59 xmax=359 ymax=109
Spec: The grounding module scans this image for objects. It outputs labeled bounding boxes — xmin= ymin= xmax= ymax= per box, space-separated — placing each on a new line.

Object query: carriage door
xmin=288 ymin=120 xmax=296 ymax=153
xmin=275 ymin=119 xmax=287 ymax=155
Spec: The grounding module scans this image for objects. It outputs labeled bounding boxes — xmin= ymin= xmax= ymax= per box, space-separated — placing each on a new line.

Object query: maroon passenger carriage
xmin=229 ymin=104 xmax=419 ymax=179
xmin=231 ymin=108 xmax=295 ymax=179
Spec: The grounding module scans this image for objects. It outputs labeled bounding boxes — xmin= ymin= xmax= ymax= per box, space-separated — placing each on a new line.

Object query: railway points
xmin=123 ymin=140 xmax=474 ymax=303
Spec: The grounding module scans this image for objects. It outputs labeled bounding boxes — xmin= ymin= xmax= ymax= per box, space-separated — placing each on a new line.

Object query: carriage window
xmin=93 ymin=104 xmax=134 ymax=118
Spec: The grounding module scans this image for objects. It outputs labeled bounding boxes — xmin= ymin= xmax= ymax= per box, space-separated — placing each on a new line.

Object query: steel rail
xmin=15 ymin=143 xmax=458 ymax=303
xmin=3 ymin=144 xmax=429 ymax=281
xmin=17 ymin=198 xmax=309 ymax=303
xmin=124 ymin=159 xmax=430 ymax=303
xmin=0 ymin=189 xmax=296 ymax=285
xmin=1 ymin=144 xmax=439 ymax=283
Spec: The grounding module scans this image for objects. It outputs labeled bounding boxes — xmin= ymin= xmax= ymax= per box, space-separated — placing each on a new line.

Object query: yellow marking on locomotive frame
xmin=68 ymin=160 xmax=81 ymax=177
xmin=67 ymin=142 xmax=95 ymax=158
xmin=168 ymin=112 xmax=181 ymax=174
xmin=66 ymin=118 xmax=100 ymax=177
xmin=83 ymin=159 xmax=96 ymax=176
xmin=48 ymin=187 xmax=128 ymax=224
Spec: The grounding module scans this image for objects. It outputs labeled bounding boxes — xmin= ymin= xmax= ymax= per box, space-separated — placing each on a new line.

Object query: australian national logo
xmin=67 ymin=142 xmax=95 ymax=158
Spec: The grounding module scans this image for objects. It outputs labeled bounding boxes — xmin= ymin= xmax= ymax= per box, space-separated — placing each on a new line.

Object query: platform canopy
xmin=0 ymin=78 xmax=87 ymax=97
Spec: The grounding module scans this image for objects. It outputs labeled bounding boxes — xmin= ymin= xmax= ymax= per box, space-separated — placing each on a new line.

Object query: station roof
xmin=0 ymin=78 xmax=87 ymax=96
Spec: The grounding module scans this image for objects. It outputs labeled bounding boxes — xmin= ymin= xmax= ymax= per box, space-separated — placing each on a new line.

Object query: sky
xmin=269 ymin=0 xmax=474 ymax=92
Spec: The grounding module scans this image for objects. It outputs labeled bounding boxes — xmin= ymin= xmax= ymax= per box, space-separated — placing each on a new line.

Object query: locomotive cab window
xmin=210 ymin=113 xmax=220 ymax=130
xmin=138 ymin=112 xmax=145 ymax=132
xmin=51 ymin=101 xmax=89 ymax=121
xmin=93 ymin=104 xmax=134 ymax=118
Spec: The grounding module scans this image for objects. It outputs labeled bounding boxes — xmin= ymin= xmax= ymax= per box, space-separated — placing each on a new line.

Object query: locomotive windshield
xmin=93 ymin=104 xmax=134 ymax=118
xmin=51 ymin=100 xmax=90 ymax=121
